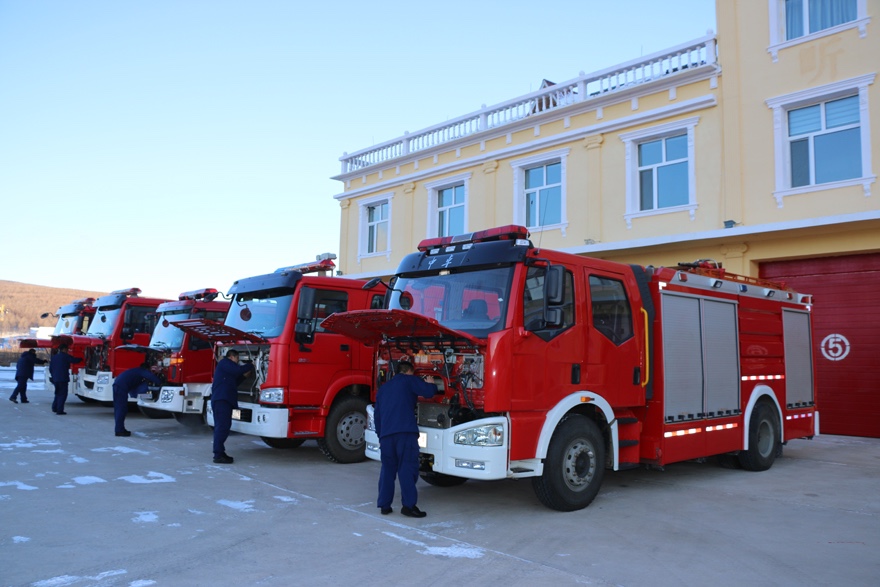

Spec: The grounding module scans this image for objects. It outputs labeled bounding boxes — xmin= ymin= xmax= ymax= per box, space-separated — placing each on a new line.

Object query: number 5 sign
xmin=820 ymin=334 xmax=851 ymax=361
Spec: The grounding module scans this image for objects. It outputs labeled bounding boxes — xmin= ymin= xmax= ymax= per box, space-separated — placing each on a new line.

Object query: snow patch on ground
xmin=73 ymin=476 xmax=107 ymax=485
xmin=117 ymin=471 xmax=175 ymax=484
xmin=33 ymin=569 xmax=127 ymax=586
xmin=92 ymin=446 xmax=149 ymax=455
xmin=274 ymin=495 xmax=299 ymax=504
xmin=12 ymin=535 xmax=30 ymax=543
xmin=133 ymin=511 xmax=158 ymax=523
xmin=383 ymin=532 xmax=484 ymax=559
xmin=0 ymin=481 xmax=38 ymax=490
xmin=218 ymin=499 xmax=256 ymax=512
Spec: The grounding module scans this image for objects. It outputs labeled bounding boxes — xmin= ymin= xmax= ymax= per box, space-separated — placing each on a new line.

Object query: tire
xmin=738 ymin=401 xmax=780 ymax=471
xmin=532 ymin=414 xmax=605 ymax=512
xmin=138 ymin=405 xmax=173 ymax=419
xmin=262 ymin=437 xmax=306 ymax=449
xmin=317 ymin=395 xmax=368 ymax=464
xmin=173 ymin=412 xmax=207 ymax=428
xmin=420 ymin=471 xmax=468 ymax=487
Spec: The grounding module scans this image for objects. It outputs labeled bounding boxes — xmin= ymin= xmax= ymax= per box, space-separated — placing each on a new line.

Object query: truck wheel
xmin=262 ymin=437 xmax=306 ymax=449
xmin=737 ymin=401 xmax=780 ymax=471
xmin=138 ymin=406 xmax=173 ymax=419
xmin=420 ymin=472 xmax=468 ymax=487
xmin=317 ymin=395 xmax=368 ymax=464
xmin=532 ymin=414 xmax=605 ymax=512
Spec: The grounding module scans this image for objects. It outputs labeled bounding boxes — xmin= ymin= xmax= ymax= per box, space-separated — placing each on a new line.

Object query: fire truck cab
xmin=131 ymin=288 xmax=230 ymax=422
xmin=74 ymin=288 xmax=170 ymax=404
xmin=174 ymin=256 xmax=385 ymax=463
xmin=19 ymin=297 xmax=96 ymax=393
xmin=322 ymin=226 xmax=818 ymax=511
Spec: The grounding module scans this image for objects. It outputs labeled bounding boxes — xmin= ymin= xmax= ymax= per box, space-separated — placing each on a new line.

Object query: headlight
xmin=454 ymin=424 xmax=504 ymax=446
xmin=97 ymin=374 xmax=110 ymax=385
xmin=159 ymin=390 xmax=175 ymax=403
xmin=260 ymin=388 xmax=284 ymax=403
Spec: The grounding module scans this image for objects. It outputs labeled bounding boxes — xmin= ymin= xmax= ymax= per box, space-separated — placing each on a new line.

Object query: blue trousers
xmin=52 ymin=381 xmax=68 ymax=413
xmin=114 ymin=382 xmax=148 ymax=433
xmin=378 ymin=432 xmax=421 ymax=509
xmin=212 ymin=400 xmax=233 ymax=457
xmin=11 ymin=377 xmax=29 ymax=401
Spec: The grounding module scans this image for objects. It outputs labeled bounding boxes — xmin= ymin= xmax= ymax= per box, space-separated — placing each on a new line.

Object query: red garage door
xmin=761 ymin=254 xmax=880 ymax=438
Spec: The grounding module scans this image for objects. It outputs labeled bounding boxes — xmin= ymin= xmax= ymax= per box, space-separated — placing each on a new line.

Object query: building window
xmin=768 ymin=0 xmax=869 ymax=61
xmin=788 ymin=95 xmax=861 ymax=187
xmin=766 ymin=75 xmax=875 ymax=204
xmin=425 ymin=173 xmax=470 ymax=238
xmin=785 ymin=0 xmax=857 ymax=40
xmin=620 ymin=118 xmax=699 ymax=228
xmin=510 ymin=148 xmax=569 ymax=234
xmin=637 ymin=134 xmax=689 ymax=211
xmin=525 ymin=162 xmax=562 ymax=227
xmin=358 ymin=193 xmax=393 ymax=258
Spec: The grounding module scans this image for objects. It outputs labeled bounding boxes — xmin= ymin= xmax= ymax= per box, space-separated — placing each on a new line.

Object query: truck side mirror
xmin=544 ymin=307 xmax=563 ymax=328
xmin=545 ymin=265 xmax=565 ymax=306
xmin=294 ymin=287 xmax=316 ymax=347
xmin=294 ymin=322 xmax=314 ymax=345
xmin=121 ymin=326 xmax=134 ymax=341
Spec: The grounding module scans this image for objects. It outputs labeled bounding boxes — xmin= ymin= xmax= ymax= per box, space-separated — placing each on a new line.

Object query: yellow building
xmin=330 ymin=0 xmax=879 ymax=437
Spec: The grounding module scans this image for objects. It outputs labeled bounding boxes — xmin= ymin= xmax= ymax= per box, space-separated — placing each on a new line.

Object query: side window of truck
xmin=125 ymin=306 xmax=154 ymax=334
xmin=312 ymin=290 xmax=349 ymax=333
xmin=370 ymin=294 xmax=385 ymax=309
xmin=588 ymin=276 xmax=633 ymax=345
xmin=523 ymin=266 xmax=575 ymax=339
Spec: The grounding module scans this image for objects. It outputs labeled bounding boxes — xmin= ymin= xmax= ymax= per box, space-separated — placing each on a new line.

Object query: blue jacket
xmin=113 ymin=367 xmax=162 ymax=397
xmin=16 ymin=351 xmax=47 ymax=381
xmin=211 ymin=357 xmax=254 ymax=404
xmin=49 ymin=351 xmax=82 ymax=384
xmin=374 ymin=373 xmax=436 ymax=438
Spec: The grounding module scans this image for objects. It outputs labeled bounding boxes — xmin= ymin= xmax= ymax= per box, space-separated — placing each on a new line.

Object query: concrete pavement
xmin=1 ymin=367 xmax=877 ymax=586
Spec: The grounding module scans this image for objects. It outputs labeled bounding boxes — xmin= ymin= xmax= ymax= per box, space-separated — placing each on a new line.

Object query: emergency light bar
xmin=72 ymin=298 xmax=96 ymax=305
xmin=109 ymin=287 xmax=141 ymax=297
xmin=178 ymin=288 xmax=220 ymax=301
xmin=275 ymin=256 xmax=337 ymax=275
xmin=417 ymin=225 xmax=531 ymax=252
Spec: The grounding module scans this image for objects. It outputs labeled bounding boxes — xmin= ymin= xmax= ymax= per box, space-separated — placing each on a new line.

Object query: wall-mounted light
xmin=724 ymin=220 xmax=738 ymax=229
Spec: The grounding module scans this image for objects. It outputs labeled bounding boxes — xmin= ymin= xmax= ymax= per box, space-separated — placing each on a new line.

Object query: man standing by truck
xmin=50 ymin=344 xmax=82 ymax=415
xmin=211 ymin=349 xmax=254 ymax=464
xmin=10 ymin=348 xmax=48 ymax=404
xmin=374 ymin=359 xmax=437 ymax=518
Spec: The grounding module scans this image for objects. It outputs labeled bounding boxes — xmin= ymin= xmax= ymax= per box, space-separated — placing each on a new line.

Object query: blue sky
xmin=0 ymin=0 xmax=715 ymax=300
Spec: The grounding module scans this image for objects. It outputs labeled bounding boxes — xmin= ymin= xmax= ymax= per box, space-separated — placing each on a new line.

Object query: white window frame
xmin=357 ymin=192 xmax=393 ymax=260
xmin=510 ymin=148 xmax=570 ymax=236
xmin=424 ymin=172 xmax=471 ymax=239
xmin=767 ymin=0 xmax=870 ymax=62
xmin=766 ymin=74 xmax=875 ymax=206
xmin=620 ymin=117 xmax=699 ymax=229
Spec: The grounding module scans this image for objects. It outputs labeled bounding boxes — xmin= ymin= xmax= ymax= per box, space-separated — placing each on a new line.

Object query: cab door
xmin=290 ymin=286 xmax=354 ymax=406
xmin=584 ymin=268 xmax=644 ymax=407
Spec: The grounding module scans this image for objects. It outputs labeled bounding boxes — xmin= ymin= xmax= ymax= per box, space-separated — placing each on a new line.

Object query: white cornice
xmin=334 ymin=94 xmax=718 ymax=202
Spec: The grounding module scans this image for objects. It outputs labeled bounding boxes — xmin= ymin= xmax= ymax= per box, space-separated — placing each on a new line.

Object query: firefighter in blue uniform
xmin=49 ymin=344 xmax=82 ymax=415
xmin=211 ymin=349 xmax=254 ymax=464
xmin=112 ymin=362 xmax=162 ymax=437
xmin=374 ymin=359 xmax=436 ymax=518
xmin=10 ymin=348 xmax=48 ymax=403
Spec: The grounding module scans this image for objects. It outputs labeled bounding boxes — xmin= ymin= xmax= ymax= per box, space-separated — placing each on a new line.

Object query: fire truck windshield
xmin=224 ymin=287 xmax=294 ymax=338
xmin=389 ymin=266 xmax=512 ymax=337
xmin=53 ymin=313 xmax=84 ymax=336
xmin=88 ymin=306 xmax=122 ymax=337
xmin=149 ymin=309 xmax=190 ymax=351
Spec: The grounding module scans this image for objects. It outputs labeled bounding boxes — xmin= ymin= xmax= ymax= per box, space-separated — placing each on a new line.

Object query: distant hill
xmin=0 ymin=280 xmax=108 ymax=337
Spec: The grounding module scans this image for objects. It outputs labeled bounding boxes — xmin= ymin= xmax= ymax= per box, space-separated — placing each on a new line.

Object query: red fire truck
xmin=19 ymin=297 xmax=96 ymax=393
xmin=322 ymin=226 xmax=818 ymax=511
xmin=73 ymin=288 xmax=170 ymax=404
xmin=130 ymin=288 xmax=229 ymax=422
xmin=173 ymin=256 xmax=385 ymax=463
